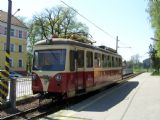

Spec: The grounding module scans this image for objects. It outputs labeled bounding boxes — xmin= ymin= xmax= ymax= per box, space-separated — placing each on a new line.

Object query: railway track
xmin=122 ymin=72 xmax=142 ymax=80
xmin=1 ymin=73 xmax=141 ymax=120
xmin=1 ymin=99 xmax=60 ymax=120
xmin=1 ymin=95 xmax=94 ymax=120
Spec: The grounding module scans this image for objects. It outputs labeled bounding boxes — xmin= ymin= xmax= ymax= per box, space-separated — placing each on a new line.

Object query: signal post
xmin=0 ymin=0 xmax=16 ymax=109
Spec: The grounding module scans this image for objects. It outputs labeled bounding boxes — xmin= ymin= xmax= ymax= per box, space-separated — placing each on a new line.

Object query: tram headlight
xmin=32 ymin=74 xmax=37 ymax=80
xmin=55 ymin=73 xmax=62 ymax=81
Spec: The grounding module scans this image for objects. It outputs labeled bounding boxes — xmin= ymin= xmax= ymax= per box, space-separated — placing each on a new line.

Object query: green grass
xmin=133 ymin=68 xmax=146 ymax=73
xmin=151 ymin=71 xmax=160 ymax=76
xmin=133 ymin=67 xmax=155 ymax=73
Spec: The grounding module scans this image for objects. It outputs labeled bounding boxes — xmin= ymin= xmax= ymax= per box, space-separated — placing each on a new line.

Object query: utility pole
xmin=6 ymin=2 xmax=11 ymax=59
xmin=6 ymin=0 xmax=16 ymax=109
xmin=116 ymin=36 xmax=119 ymax=52
xmin=0 ymin=0 xmax=11 ymax=104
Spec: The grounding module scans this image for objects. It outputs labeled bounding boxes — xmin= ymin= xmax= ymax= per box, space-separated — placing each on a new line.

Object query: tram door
xmin=75 ymin=50 xmax=85 ymax=93
xmin=70 ymin=50 xmax=85 ymax=94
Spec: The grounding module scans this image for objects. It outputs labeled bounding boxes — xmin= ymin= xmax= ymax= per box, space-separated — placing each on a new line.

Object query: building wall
xmin=0 ymin=21 xmax=27 ymax=72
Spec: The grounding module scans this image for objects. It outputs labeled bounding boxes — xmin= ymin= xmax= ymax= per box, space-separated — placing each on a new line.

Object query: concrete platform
xmin=41 ymin=73 xmax=160 ymax=120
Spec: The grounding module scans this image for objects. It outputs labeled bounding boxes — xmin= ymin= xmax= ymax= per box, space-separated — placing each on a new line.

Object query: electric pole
xmin=116 ymin=36 xmax=119 ymax=52
xmin=6 ymin=0 xmax=16 ymax=109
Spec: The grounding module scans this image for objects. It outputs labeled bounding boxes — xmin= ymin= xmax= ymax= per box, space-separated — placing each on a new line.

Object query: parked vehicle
xmin=9 ymin=71 xmax=23 ymax=79
xmin=0 ymin=70 xmax=23 ymax=79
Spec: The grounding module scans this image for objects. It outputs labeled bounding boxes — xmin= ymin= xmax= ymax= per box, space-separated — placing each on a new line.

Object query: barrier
xmin=0 ymin=70 xmax=9 ymax=103
xmin=0 ymin=77 xmax=32 ymax=104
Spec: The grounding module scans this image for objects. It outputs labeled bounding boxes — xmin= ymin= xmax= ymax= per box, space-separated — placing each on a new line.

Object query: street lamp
xmin=12 ymin=8 xmax=20 ymax=16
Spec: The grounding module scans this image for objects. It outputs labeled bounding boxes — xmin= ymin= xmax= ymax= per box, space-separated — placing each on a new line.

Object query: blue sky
xmin=0 ymin=0 xmax=154 ymax=61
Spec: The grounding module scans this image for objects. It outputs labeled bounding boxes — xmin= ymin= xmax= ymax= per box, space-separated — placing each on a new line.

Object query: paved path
xmin=42 ymin=73 xmax=160 ymax=120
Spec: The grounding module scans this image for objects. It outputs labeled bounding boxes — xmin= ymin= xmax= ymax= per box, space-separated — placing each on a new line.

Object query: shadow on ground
xmin=70 ymin=81 xmax=139 ymax=112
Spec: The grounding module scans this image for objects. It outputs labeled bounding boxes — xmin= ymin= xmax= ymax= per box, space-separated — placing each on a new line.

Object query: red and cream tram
xmin=32 ymin=38 xmax=122 ymax=98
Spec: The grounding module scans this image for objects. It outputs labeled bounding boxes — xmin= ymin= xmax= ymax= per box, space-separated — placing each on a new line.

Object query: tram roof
xmin=35 ymin=38 xmax=121 ymax=57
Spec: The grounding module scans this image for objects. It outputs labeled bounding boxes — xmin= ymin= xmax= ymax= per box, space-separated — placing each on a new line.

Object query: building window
xmin=11 ymin=29 xmax=14 ymax=36
xmin=18 ymin=59 xmax=23 ymax=67
xmin=19 ymin=45 xmax=22 ymax=52
xmin=19 ymin=30 xmax=22 ymax=38
xmin=10 ymin=44 xmax=14 ymax=52
xmin=4 ymin=43 xmax=14 ymax=52
xmin=9 ymin=58 xmax=13 ymax=67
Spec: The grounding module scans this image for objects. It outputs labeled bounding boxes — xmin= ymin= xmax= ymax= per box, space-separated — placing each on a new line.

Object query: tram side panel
xmin=31 ymin=39 xmax=122 ymax=98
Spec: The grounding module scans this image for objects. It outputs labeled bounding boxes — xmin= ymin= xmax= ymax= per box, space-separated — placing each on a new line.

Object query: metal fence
xmin=7 ymin=77 xmax=33 ymax=100
xmin=16 ymin=77 xmax=33 ymax=98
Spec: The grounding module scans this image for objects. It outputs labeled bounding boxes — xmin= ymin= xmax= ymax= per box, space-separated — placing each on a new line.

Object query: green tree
xmin=148 ymin=0 xmax=160 ymax=73
xmin=130 ymin=54 xmax=143 ymax=72
xmin=28 ymin=6 xmax=89 ymax=45
xmin=148 ymin=0 xmax=160 ymax=57
xmin=149 ymin=44 xmax=160 ymax=73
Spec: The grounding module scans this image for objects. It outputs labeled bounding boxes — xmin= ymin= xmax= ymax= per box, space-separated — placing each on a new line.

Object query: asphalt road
xmin=42 ymin=73 xmax=160 ymax=120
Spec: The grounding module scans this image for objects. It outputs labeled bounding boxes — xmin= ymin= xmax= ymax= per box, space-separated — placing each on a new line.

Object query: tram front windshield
xmin=33 ymin=49 xmax=66 ymax=71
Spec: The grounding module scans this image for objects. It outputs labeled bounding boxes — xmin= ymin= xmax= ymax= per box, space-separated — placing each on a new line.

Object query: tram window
xmin=94 ymin=53 xmax=101 ymax=67
xmin=102 ymin=54 xmax=107 ymax=68
xmin=86 ymin=51 xmax=93 ymax=68
xmin=112 ymin=56 xmax=115 ymax=67
xmin=116 ymin=58 xmax=118 ymax=67
xmin=70 ymin=50 xmax=75 ymax=71
xmin=119 ymin=58 xmax=122 ymax=67
xmin=102 ymin=54 xmax=104 ymax=67
xmin=108 ymin=56 xmax=111 ymax=67
xmin=117 ymin=58 xmax=120 ymax=67
xmin=77 ymin=50 xmax=84 ymax=68
xmin=33 ymin=49 xmax=66 ymax=71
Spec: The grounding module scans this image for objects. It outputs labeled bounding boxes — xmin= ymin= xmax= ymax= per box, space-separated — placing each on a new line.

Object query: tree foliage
xmin=148 ymin=0 xmax=160 ymax=72
xmin=148 ymin=0 xmax=160 ymax=56
xmin=148 ymin=44 xmax=160 ymax=72
xmin=130 ymin=54 xmax=140 ymax=64
xmin=27 ymin=6 xmax=89 ymax=53
xmin=21 ymin=6 xmax=89 ymax=72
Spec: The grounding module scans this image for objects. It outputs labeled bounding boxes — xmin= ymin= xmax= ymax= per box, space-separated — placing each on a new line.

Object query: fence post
xmin=9 ymin=78 xmax=16 ymax=108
